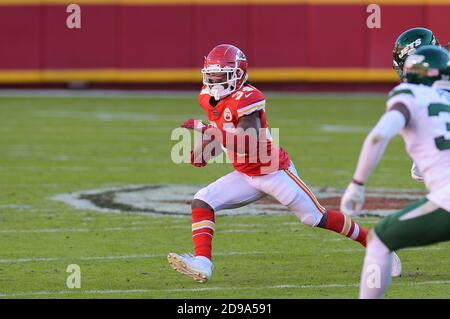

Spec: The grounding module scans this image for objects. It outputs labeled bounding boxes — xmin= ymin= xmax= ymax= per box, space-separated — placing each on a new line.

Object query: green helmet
xmin=404 ymin=45 xmax=450 ymax=86
xmin=393 ymin=27 xmax=440 ymax=79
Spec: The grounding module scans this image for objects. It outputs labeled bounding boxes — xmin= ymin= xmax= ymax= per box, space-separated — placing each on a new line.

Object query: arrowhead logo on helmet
xmin=201 ymin=44 xmax=248 ymax=101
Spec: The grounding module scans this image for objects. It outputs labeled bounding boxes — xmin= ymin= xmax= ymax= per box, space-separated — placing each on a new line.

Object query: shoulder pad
xmin=388 ymin=84 xmax=416 ymax=99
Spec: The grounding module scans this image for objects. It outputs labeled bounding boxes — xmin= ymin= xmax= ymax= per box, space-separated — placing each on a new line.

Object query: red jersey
xmin=198 ymin=84 xmax=290 ymax=176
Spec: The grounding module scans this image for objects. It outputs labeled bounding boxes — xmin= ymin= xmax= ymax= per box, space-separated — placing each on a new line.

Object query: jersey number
xmin=232 ymin=87 xmax=254 ymax=100
xmin=428 ymin=103 xmax=450 ymax=151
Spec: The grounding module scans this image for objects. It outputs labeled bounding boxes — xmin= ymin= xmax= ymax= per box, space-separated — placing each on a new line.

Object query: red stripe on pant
xmin=192 ymin=207 xmax=215 ymax=260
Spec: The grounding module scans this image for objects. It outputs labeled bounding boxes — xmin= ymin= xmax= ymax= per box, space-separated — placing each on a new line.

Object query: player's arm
xmin=237 ymin=111 xmax=261 ymax=133
xmin=228 ymin=92 xmax=265 ymax=155
xmin=340 ymin=104 xmax=410 ymax=215
xmin=226 ymin=111 xmax=261 ymax=156
xmin=352 ymin=104 xmax=410 ymax=184
xmin=191 ymin=133 xmax=223 ymax=166
xmin=181 ymin=118 xmax=223 ymax=167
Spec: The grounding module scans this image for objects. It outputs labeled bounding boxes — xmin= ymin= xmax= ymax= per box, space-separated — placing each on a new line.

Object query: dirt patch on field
xmin=52 ymin=185 xmax=426 ymax=217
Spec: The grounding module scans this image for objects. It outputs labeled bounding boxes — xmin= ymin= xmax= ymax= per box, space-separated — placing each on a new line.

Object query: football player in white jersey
xmin=392 ymin=27 xmax=442 ymax=182
xmin=340 ymin=45 xmax=450 ymax=298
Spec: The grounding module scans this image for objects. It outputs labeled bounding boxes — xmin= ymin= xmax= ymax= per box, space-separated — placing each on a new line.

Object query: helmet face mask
xmin=202 ymin=44 xmax=248 ymax=100
xmin=404 ymin=46 xmax=450 ymax=86
xmin=202 ymin=65 xmax=244 ymax=100
xmin=393 ymin=60 xmax=403 ymax=79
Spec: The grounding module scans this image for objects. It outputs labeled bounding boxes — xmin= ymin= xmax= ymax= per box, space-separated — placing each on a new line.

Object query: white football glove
xmin=340 ymin=182 xmax=365 ymax=216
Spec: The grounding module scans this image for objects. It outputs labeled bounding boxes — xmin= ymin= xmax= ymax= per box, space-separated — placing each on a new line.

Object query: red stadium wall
xmin=0 ymin=0 xmax=449 ymax=84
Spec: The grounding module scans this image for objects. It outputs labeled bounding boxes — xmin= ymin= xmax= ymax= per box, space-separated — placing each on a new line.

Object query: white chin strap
xmin=210 ymin=84 xmax=232 ymax=101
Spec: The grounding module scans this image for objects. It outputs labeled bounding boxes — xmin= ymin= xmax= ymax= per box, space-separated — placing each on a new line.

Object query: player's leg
xmin=189 ymin=199 xmax=215 ymax=261
xmin=360 ymin=198 xmax=450 ymax=298
xmin=168 ymin=170 xmax=265 ymax=282
xmin=257 ymin=162 xmax=402 ymax=276
xmin=259 ymin=162 xmax=368 ymax=246
xmin=190 ymin=171 xmax=265 ymax=261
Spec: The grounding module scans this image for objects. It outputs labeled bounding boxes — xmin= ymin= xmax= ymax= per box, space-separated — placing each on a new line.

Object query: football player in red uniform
xmin=167 ymin=44 xmax=401 ymax=283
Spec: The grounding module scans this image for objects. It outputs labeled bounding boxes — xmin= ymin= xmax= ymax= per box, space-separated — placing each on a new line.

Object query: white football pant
xmin=194 ymin=161 xmax=325 ymax=226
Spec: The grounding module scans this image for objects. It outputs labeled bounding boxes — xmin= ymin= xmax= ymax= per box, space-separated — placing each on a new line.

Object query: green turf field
xmin=0 ymin=92 xmax=448 ymax=298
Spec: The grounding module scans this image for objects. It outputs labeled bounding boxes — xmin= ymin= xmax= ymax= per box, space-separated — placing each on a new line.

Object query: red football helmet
xmin=202 ymin=44 xmax=248 ymax=100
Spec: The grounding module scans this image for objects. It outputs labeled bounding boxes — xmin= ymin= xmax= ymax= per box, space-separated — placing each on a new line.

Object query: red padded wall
xmin=0 ymin=2 xmax=449 ymax=82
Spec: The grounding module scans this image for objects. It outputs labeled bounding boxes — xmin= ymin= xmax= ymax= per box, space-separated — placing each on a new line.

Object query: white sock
xmin=359 ymin=232 xmax=392 ymax=299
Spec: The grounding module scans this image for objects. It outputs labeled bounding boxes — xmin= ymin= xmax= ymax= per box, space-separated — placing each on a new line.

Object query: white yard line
xmin=319 ymin=124 xmax=371 ymax=133
xmin=0 ymin=226 xmax=150 ymax=234
xmin=0 ymin=280 xmax=448 ymax=298
xmin=0 ymin=251 xmax=270 ymax=264
xmin=0 ymin=225 xmax=268 ymax=234
xmin=1 ymin=244 xmax=447 ymax=264
xmin=0 ymin=257 xmax=60 ymax=263
xmin=0 ymin=225 xmax=345 ymax=234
